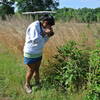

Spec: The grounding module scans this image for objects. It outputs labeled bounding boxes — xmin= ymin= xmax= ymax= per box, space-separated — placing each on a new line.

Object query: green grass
xmin=0 ymin=44 xmax=68 ymax=100
xmin=0 ymin=44 xmax=87 ymax=100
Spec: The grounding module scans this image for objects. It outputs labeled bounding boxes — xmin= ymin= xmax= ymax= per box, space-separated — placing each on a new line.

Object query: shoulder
xmin=27 ymin=20 xmax=39 ymax=30
xmin=26 ymin=21 xmax=40 ymax=33
xmin=31 ymin=20 xmax=40 ymax=27
xmin=26 ymin=21 xmax=41 ymax=34
xmin=34 ymin=20 xmax=40 ymax=25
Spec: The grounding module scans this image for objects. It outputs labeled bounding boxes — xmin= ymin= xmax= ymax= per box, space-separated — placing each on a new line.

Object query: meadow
xmin=0 ymin=15 xmax=99 ymax=59
xmin=0 ymin=15 xmax=100 ymax=100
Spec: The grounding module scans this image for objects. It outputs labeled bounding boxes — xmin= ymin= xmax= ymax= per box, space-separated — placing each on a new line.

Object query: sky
xmin=59 ymin=0 xmax=100 ymax=9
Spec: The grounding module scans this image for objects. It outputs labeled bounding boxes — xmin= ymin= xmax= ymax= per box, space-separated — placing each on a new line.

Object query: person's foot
xmin=32 ymin=83 xmax=42 ymax=91
xmin=24 ymin=84 xmax=32 ymax=94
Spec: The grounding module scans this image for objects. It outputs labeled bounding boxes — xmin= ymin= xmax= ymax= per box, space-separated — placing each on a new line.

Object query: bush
xmin=85 ymin=49 xmax=100 ymax=100
xmin=42 ymin=40 xmax=100 ymax=99
xmin=42 ymin=41 xmax=90 ymax=92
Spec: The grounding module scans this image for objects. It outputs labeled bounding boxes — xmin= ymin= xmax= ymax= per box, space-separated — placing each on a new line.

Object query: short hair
xmin=39 ymin=14 xmax=55 ymax=26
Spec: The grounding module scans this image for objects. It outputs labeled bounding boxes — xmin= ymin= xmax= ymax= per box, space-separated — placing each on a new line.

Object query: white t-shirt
xmin=23 ymin=20 xmax=49 ymax=56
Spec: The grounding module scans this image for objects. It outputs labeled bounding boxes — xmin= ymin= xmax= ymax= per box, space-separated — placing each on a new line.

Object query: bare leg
xmin=25 ymin=60 xmax=41 ymax=86
xmin=24 ymin=64 xmax=35 ymax=93
xmin=25 ymin=65 xmax=34 ymax=86
xmin=24 ymin=60 xmax=42 ymax=93
xmin=33 ymin=61 xmax=41 ymax=85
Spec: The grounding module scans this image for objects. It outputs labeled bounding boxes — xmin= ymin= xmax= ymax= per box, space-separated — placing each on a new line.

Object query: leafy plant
xmin=42 ymin=40 xmax=100 ymax=100
xmin=85 ymin=49 xmax=100 ymax=100
xmin=42 ymin=41 xmax=90 ymax=92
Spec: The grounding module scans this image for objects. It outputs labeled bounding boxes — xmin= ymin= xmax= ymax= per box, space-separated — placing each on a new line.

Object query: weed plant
xmin=42 ymin=40 xmax=100 ymax=100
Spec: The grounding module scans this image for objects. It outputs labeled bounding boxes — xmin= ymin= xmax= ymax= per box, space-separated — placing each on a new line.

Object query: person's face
xmin=42 ymin=21 xmax=52 ymax=29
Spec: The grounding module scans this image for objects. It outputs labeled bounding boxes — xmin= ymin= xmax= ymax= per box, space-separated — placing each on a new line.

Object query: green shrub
xmin=85 ymin=49 xmax=100 ymax=100
xmin=42 ymin=40 xmax=100 ymax=99
xmin=42 ymin=41 xmax=90 ymax=92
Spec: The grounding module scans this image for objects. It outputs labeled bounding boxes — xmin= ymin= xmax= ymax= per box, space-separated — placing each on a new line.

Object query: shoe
xmin=32 ymin=83 xmax=42 ymax=91
xmin=24 ymin=84 xmax=32 ymax=94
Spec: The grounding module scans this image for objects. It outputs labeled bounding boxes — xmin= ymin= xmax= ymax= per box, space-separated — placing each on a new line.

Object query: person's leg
xmin=24 ymin=63 xmax=35 ymax=93
xmin=33 ymin=60 xmax=41 ymax=85
xmin=24 ymin=60 xmax=42 ymax=93
xmin=25 ymin=64 xmax=35 ymax=86
xmin=25 ymin=60 xmax=41 ymax=86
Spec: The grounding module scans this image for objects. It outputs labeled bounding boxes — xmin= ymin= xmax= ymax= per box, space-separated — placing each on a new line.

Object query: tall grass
xmin=0 ymin=15 xmax=100 ymax=60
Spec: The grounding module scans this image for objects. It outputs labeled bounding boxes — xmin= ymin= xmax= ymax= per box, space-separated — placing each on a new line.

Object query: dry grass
xmin=0 ymin=15 xmax=100 ymax=60
xmin=0 ymin=15 xmax=32 ymax=54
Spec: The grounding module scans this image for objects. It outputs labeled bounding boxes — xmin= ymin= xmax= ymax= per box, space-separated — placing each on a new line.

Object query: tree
xmin=14 ymin=0 xmax=59 ymax=12
xmin=95 ymin=8 xmax=100 ymax=22
xmin=84 ymin=12 xmax=97 ymax=23
xmin=0 ymin=0 xmax=14 ymax=20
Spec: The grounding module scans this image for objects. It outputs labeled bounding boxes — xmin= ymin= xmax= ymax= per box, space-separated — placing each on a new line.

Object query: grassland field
xmin=0 ymin=16 xmax=100 ymax=100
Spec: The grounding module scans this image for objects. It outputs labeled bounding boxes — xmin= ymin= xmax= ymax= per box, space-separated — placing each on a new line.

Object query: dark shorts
xmin=24 ymin=56 xmax=42 ymax=64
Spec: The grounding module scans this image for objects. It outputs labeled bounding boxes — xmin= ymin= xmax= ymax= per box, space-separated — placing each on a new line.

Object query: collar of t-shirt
xmin=39 ymin=22 xmax=45 ymax=37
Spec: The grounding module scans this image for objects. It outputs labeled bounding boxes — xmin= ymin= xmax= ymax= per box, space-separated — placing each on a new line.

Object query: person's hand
xmin=44 ymin=27 xmax=54 ymax=37
xmin=44 ymin=28 xmax=51 ymax=33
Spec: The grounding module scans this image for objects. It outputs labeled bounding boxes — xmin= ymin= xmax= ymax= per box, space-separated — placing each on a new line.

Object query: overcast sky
xmin=59 ymin=0 xmax=100 ymax=8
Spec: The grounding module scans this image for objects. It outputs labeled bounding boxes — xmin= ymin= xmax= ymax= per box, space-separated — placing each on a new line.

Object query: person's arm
xmin=44 ymin=35 xmax=50 ymax=43
xmin=28 ymin=25 xmax=40 ymax=46
xmin=43 ymin=27 xmax=54 ymax=43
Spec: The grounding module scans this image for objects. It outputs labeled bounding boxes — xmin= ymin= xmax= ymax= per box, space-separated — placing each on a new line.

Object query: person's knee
xmin=27 ymin=64 xmax=35 ymax=72
xmin=27 ymin=67 xmax=34 ymax=74
xmin=31 ymin=68 xmax=35 ymax=73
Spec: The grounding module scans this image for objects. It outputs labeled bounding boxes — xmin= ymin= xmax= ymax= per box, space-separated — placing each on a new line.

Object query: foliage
xmin=14 ymin=0 xmax=59 ymax=12
xmin=0 ymin=0 xmax=14 ymax=20
xmin=42 ymin=40 xmax=100 ymax=99
xmin=42 ymin=41 xmax=90 ymax=92
xmin=1 ymin=0 xmax=100 ymax=23
xmin=0 ymin=0 xmax=59 ymax=19
xmin=55 ymin=7 xmax=100 ymax=23
xmin=84 ymin=41 xmax=100 ymax=100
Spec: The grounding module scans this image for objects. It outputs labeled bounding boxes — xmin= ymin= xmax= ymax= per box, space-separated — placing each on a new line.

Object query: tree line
xmin=0 ymin=0 xmax=58 ymax=19
xmin=55 ymin=7 xmax=100 ymax=23
xmin=0 ymin=0 xmax=100 ymax=23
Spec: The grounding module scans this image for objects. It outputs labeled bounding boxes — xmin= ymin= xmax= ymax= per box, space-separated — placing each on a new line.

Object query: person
xmin=23 ymin=14 xmax=55 ymax=93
